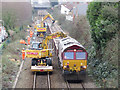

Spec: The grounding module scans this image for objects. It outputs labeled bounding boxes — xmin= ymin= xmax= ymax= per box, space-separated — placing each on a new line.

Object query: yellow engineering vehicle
xmin=36 ymin=13 xmax=55 ymax=37
xmin=20 ymin=32 xmax=67 ymax=73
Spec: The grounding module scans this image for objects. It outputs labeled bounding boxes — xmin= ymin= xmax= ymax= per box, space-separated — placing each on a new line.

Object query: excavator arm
xmin=43 ymin=13 xmax=54 ymax=20
xmin=42 ymin=32 xmax=67 ymax=49
xmin=41 ymin=13 xmax=55 ymax=27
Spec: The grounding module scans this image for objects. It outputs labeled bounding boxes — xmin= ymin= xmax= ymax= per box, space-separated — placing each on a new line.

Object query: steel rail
xmin=65 ymin=80 xmax=71 ymax=90
xmin=47 ymin=72 xmax=51 ymax=90
xmin=33 ymin=72 xmax=36 ymax=90
xmin=81 ymin=82 xmax=86 ymax=90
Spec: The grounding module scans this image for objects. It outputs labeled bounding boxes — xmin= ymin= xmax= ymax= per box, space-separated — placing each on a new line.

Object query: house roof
xmin=63 ymin=3 xmax=73 ymax=10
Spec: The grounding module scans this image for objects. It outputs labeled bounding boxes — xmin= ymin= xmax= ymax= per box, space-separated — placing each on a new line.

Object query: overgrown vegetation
xmin=71 ymin=16 xmax=91 ymax=47
xmin=1 ymin=3 xmax=32 ymax=88
xmin=2 ymin=2 xmax=32 ymax=36
xmin=87 ymin=2 xmax=118 ymax=56
xmin=2 ymin=11 xmax=16 ymax=35
xmin=87 ymin=2 xmax=118 ymax=88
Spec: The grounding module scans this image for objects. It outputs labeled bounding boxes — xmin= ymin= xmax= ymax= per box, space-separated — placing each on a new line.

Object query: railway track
xmin=33 ymin=72 xmax=51 ymax=89
xmin=32 ymin=14 xmax=52 ymax=89
xmin=63 ymin=73 xmax=86 ymax=90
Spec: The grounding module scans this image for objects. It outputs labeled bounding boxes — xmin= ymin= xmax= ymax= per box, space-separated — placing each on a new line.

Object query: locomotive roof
xmin=59 ymin=36 xmax=85 ymax=52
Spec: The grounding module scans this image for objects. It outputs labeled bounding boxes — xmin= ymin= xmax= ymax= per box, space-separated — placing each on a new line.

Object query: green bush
xmin=87 ymin=2 xmax=118 ymax=52
xmin=87 ymin=2 xmax=118 ymax=88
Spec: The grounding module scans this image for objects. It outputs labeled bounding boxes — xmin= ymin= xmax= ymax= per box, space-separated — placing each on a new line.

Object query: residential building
xmin=61 ymin=3 xmax=73 ymax=15
xmin=0 ymin=24 xmax=8 ymax=43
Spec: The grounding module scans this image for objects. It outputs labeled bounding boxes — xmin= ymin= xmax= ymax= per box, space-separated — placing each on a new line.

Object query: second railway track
xmin=64 ymin=73 xmax=86 ymax=90
xmin=65 ymin=79 xmax=86 ymax=90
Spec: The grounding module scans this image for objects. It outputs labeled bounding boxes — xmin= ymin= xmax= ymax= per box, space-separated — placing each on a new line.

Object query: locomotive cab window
xmin=64 ymin=52 xmax=74 ymax=59
xmin=76 ymin=52 xmax=86 ymax=59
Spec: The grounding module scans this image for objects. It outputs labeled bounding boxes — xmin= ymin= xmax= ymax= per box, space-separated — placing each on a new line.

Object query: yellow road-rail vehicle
xmin=20 ymin=32 xmax=67 ymax=73
xmin=57 ymin=37 xmax=88 ymax=75
xmin=36 ymin=13 xmax=55 ymax=38
xmin=36 ymin=24 xmax=47 ymax=37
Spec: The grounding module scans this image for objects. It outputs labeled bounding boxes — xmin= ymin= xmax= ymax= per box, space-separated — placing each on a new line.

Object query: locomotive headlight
xmin=81 ymin=66 xmax=87 ymax=69
xmin=64 ymin=66 xmax=66 ymax=68
xmin=83 ymin=66 xmax=86 ymax=69
xmin=81 ymin=63 xmax=83 ymax=65
xmin=74 ymin=49 xmax=76 ymax=52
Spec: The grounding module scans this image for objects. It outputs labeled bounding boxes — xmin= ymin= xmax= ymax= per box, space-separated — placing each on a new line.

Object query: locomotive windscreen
xmin=64 ymin=52 xmax=74 ymax=59
xmin=63 ymin=50 xmax=87 ymax=60
xmin=76 ymin=52 xmax=86 ymax=59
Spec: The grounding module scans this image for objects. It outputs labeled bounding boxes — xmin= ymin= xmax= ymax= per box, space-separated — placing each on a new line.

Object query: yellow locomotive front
xmin=62 ymin=49 xmax=87 ymax=74
xmin=57 ymin=38 xmax=88 ymax=75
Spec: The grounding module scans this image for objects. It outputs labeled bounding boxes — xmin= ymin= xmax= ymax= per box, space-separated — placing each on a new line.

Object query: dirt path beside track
xmin=15 ymin=58 xmax=33 ymax=88
xmin=50 ymin=56 xmax=67 ymax=88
